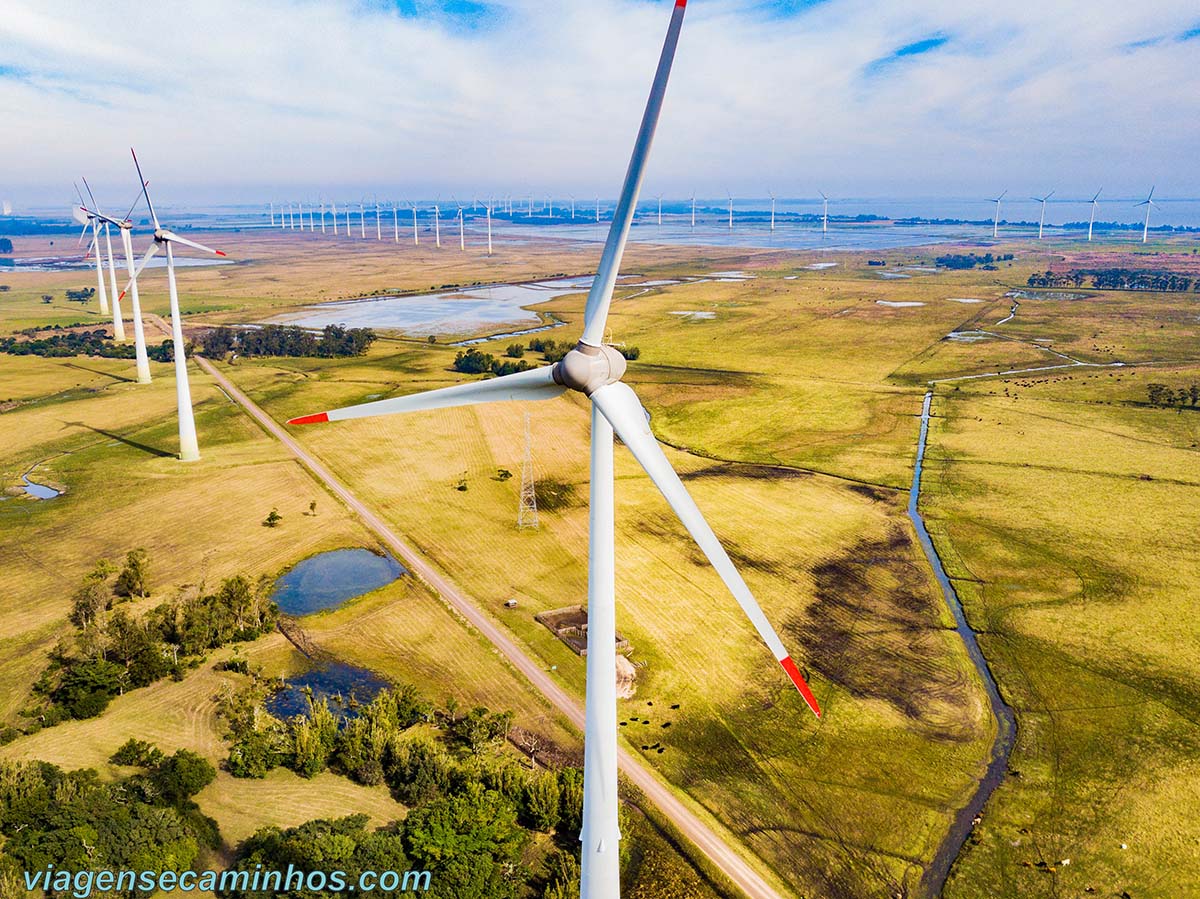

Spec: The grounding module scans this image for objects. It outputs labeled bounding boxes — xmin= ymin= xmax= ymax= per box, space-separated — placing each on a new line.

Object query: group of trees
xmin=935 ymin=252 xmax=1013 ymax=270
xmin=453 ymin=336 xmax=640 ymax=377
xmin=0 ymin=747 xmax=217 ymax=894
xmin=1147 ymin=383 xmax=1200 ymax=408
xmin=1 ymin=328 xmax=173 ymax=361
xmin=1027 ymin=269 xmax=1199 ymax=292
xmin=20 ymin=553 xmax=279 ymax=731
xmin=199 ymin=324 xmax=376 ymax=359
xmin=217 ymin=674 xmax=586 ymax=898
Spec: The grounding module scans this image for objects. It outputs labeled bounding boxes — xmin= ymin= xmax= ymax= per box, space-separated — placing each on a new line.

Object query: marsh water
xmin=266 ymin=662 xmax=391 ymax=720
xmin=21 ymin=475 xmax=60 ymax=499
xmin=909 ymin=391 xmax=1017 ymax=892
xmin=271 ymin=548 xmax=405 ymax=616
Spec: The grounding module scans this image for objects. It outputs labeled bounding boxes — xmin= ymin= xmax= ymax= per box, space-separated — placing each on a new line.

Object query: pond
xmin=22 ymin=475 xmax=60 ymax=499
xmin=266 ymin=662 xmax=391 ymax=720
xmin=271 ymin=548 xmax=405 ymax=616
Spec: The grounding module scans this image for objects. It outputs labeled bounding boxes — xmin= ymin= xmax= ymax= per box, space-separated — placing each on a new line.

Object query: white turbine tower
xmin=727 ymin=193 xmax=734 ymax=230
xmin=486 ymin=203 xmax=493 ymax=256
xmin=1087 ymin=189 xmax=1102 ymax=242
xmin=82 ymin=180 xmax=126 ymax=343
xmin=1033 ymin=190 xmax=1054 ymax=240
xmin=269 ymin=202 xmax=276 ymax=227
xmin=433 ymin=203 xmax=441 ymax=248
xmin=393 ymin=203 xmax=400 ymax=243
xmin=988 ymin=190 xmax=1006 ymax=239
xmin=375 ymin=200 xmax=382 ymax=241
xmin=359 ymin=203 xmax=366 ymax=239
xmin=769 ymin=191 xmax=776 ymax=232
xmin=819 ymin=191 xmax=829 ymax=234
xmin=409 ymin=201 xmax=420 ymax=246
xmin=286 ymin=6 xmax=821 ymax=898
xmin=345 ymin=203 xmax=352 ymax=236
xmin=690 ymin=193 xmax=696 ymax=229
xmin=570 ymin=194 xmax=576 ymax=220
xmin=1136 ymin=187 xmax=1157 ymax=243
xmin=121 ymin=150 xmax=226 ymax=462
xmin=332 ymin=200 xmax=339 ymax=236
xmin=75 ymin=190 xmax=110 ymax=317
xmin=595 ymin=197 xmax=601 ymax=223
xmin=456 ymin=201 xmax=466 ymax=251
xmin=298 ymin=200 xmax=305 ymax=233
xmin=656 ymin=194 xmax=662 ymax=226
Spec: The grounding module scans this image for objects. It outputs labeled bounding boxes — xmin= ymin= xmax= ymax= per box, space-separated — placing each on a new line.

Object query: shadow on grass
xmin=60 ymin=361 xmax=137 ymax=383
xmin=60 ymin=420 xmax=174 ymax=458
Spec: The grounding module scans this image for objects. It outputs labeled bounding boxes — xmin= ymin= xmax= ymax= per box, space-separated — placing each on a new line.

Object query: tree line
xmin=9 ymin=551 xmax=279 ymax=738
xmin=217 ymin=672 xmax=585 ymax=898
xmin=1147 ymin=382 xmax=1200 ymax=407
xmin=199 ymin=324 xmax=376 ymax=359
xmin=1 ymin=328 xmax=174 ymax=361
xmin=1027 ymin=269 xmax=1199 ymax=292
xmin=452 ymin=336 xmax=640 ymax=377
xmin=934 ymin=252 xmax=1014 ymax=270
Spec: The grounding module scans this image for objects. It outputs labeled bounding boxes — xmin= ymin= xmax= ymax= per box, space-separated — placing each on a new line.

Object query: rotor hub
xmin=552 ymin=342 xmax=627 ymax=395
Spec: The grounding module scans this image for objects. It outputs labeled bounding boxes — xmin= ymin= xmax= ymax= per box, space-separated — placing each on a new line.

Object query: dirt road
xmin=186 ymin=347 xmax=785 ymax=899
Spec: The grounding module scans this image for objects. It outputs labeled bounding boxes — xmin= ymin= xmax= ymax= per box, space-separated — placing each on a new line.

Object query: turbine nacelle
xmin=552 ymin=343 xmax=628 ymax=395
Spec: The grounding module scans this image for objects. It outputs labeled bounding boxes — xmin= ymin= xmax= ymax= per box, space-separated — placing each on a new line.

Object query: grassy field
xmin=3 ymin=229 xmax=1200 ymax=897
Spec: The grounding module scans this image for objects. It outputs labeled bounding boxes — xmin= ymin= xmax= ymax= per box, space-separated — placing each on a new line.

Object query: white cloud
xmin=1 ymin=0 xmax=1197 ymax=207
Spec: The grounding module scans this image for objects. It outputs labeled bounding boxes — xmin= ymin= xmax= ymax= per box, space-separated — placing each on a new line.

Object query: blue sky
xmin=1 ymin=0 xmax=1198 ymax=206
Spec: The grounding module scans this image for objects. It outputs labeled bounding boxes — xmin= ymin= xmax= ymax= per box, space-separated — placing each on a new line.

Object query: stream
xmin=909 ymin=391 xmax=1018 ymax=894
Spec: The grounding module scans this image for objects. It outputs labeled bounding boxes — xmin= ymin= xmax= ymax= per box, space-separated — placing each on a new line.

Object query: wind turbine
xmin=819 ymin=191 xmax=829 ymax=234
xmin=269 ymin=202 xmax=276 ymax=228
xmin=409 ymin=201 xmax=420 ymax=246
xmin=433 ymin=203 xmax=441 ymax=248
xmin=375 ymin=200 xmax=382 ymax=241
xmin=595 ymin=197 xmax=601 ymax=223
xmin=320 ymin=201 xmax=327 ymax=234
xmin=486 ymin=203 xmax=493 ymax=256
xmin=345 ymin=203 xmax=352 ymax=237
xmin=1032 ymin=190 xmax=1054 ymax=240
xmin=570 ymin=194 xmax=576 ymax=220
xmin=120 ymin=150 xmax=226 ymax=462
xmin=690 ymin=193 xmax=696 ymax=229
xmin=727 ymin=193 xmax=733 ymax=230
xmin=332 ymin=200 xmax=339 ymax=236
xmin=769 ymin=191 xmax=776 ymax=232
xmin=1087 ymin=189 xmax=1102 ymax=242
xmin=393 ymin=203 xmax=400 ymax=243
xmin=286 ymin=5 xmax=820 ymax=898
xmin=298 ymin=201 xmax=305 ymax=233
xmin=1136 ymin=187 xmax=1157 ymax=243
xmin=76 ymin=184 xmax=152 ymax=383
xmin=359 ymin=203 xmax=366 ymax=239
xmin=74 ymin=187 xmax=110 ymax=317
xmin=81 ymin=179 xmax=126 ymax=342
xmin=987 ymin=190 xmax=1006 ymax=239
xmin=656 ymin=194 xmax=662 ymax=227
xmin=456 ymin=201 xmax=466 ymax=251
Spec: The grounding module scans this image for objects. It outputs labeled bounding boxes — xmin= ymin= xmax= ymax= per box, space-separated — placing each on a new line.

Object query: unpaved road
xmin=184 ymin=346 xmax=784 ymax=899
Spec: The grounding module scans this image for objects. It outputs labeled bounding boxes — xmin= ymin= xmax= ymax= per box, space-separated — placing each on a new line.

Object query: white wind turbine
xmin=987 ymin=190 xmax=1006 ymax=239
xmin=433 ymin=203 xmax=442 ymax=248
xmin=819 ymin=191 xmax=829 ymax=234
xmin=769 ymin=191 xmax=776 ymax=232
xmin=120 ymin=150 xmax=226 ymax=462
xmin=595 ymin=197 xmax=601 ymax=223
xmin=345 ymin=203 xmax=352 ymax=237
xmin=727 ymin=193 xmax=734 ymax=230
xmin=656 ymin=194 xmax=663 ymax=226
xmin=393 ymin=203 xmax=400 ymax=243
xmin=332 ymin=200 xmax=339 ymax=236
xmin=409 ymin=201 xmax=420 ymax=246
xmin=375 ymin=200 xmax=382 ymax=241
xmin=320 ymin=201 xmax=327 ymax=234
xmin=298 ymin=200 xmax=305 ymax=233
xmin=80 ymin=179 xmax=126 ymax=342
xmin=570 ymin=194 xmax=576 ymax=220
xmin=1033 ymin=190 xmax=1054 ymax=239
xmin=1136 ymin=187 xmax=1157 ymax=243
xmin=690 ymin=193 xmax=696 ymax=229
xmin=486 ymin=202 xmax=493 ymax=256
xmin=286 ymin=5 xmax=821 ymax=897
xmin=74 ymin=190 xmax=110 ymax=318
xmin=456 ymin=201 xmax=466 ymax=251
xmin=1087 ymin=189 xmax=1102 ymax=242
xmin=78 ymin=184 xmax=154 ymax=383
xmin=270 ymin=202 xmax=276 ymax=228
xmin=359 ymin=203 xmax=367 ymax=239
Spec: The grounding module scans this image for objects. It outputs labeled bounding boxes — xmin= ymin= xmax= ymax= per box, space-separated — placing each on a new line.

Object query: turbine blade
xmin=130 ymin=148 xmax=159 ymax=230
xmin=288 ymin=364 xmax=563 ymax=425
xmin=117 ymin=242 xmax=160 ymax=300
xmin=159 ymin=229 xmax=226 ymax=256
xmin=589 ymin=381 xmax=821 ymax=717
xmin=580 ymin=0 xmax=688 ymax=346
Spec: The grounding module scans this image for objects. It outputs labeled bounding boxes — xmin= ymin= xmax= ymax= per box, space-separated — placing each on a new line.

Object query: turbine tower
xmin=517 ymin=412 xmax=539 ymax=530
xmin=988 ymin=190 xmax=1006 ymax=239
xmin=486 ymin=203 xmax=493 ymax=256
xmin=727 ymin=193 xmax=733 ymax=230
xmin=393 ymin=203 xmax=400 ymax=243
xmin=1136 ymin=187 xmax=1156 ymax=243
xmin=410 ymin=201 xmax=420 ymax=246
xmin=457 ymin=202 xmax=466 ymax=251
xmin=122 ymin=150 xmax=226 ymax=462
xmin=76 ymin=180 xmax=124 ymax=341
xmin=1087 ymin=189 xmax=1102 ymax=242
xmin=1033 ymin=190 xmax=1054 ymax=240
xmin=690 ymin=193 xmax=696 ymax=229
xmin=320 ymin=201 xmax=327 ymax=234
xmin=345 ymin=203 xmax=352 ymax=237
xmin=286 ymin=6 xmax=821 ymax=898
xmin=433 ymin=203 xmax=441 ymax=248
xmin=769 ymin=191 xmax=776 ymax=232
xmin=819 ymin=191 xmax=829 ymax=234
xmin=359 ymin=203 xmax=366 ymax=239
xmin=269 ymin=202 xmax=275 ymax=227
xmin=75 ymin=191 xmax=110 ymax=316
xmin=375 ymin=200 xmax=382 ymax=241
xmin=656 ymin=194 xmax=662 ymax=227
xmin=332 ymin=200 xmax=339 ymax=236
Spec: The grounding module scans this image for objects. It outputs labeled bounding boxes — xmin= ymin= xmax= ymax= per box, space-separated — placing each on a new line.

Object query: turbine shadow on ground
xmin=59 ymin=420 xmax=174 ymax=458
xmin=60 ymin=361 xmax=137 ymax=383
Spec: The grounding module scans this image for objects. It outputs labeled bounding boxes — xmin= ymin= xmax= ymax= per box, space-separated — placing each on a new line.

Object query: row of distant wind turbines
xmin=73 ymin=151 xmax=225 ymax=463
xmin=272 ymin=185 xmax=1164 ymax=247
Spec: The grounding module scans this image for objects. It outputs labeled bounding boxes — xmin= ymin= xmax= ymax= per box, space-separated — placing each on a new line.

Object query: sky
xmin=2 ymin=0 xmax=1199 ymax=208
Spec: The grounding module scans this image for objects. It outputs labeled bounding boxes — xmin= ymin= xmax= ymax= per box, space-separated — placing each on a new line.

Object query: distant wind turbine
xmin=345 ymin=203 xmax=352 ymax=236
xmin=1087 ymin=189 xmax=1102 ymax=242
xmin=376 ymin=200 xmax=382 ymax=241
xmin=1032 ymin=190 xmax=1054 ymax=240
xmin=690 ymin=193 xmax=696 ymax=229
xmin=298 ymin=201 xmax=304 ymax=233
xmin=74 ymin=186 xmax=109 ymax=316
xmin=393 ymin=203 xmax=399 ymax=243
xmin=486 ymin=203 xmax=493 ymax=256
xmin=456 ymin=201 xmax=465 ymax=251
xmin=410 ymin=201 xmax=419 ymax=246
xmin=819 ymin=191 xmax=829 ymax=235
xmin=769 ymin=191 xmax=776 ymax=232
xmin=1136 ymin=187 xmax=1157 ymax=243
xmin=656 ymin=194 xmax=662 ymax=227
xmin=987 ymin=190 xmax=1006 ymax=239
xmin=332 ymin=200 xmax=339 ymax=236
xmin=359 ymin=203 xmax=366 ymax=239
xmin=120 ymin=150 xmax=227 ymax=462
xmin=320 ymin=201 xmax=327 ymax=234
xmin=727 ymin=193 xmax=733 ymax=230
xmin=269 ymin=202 xmax=275 ymax=228
xmin=570 ymin=194 xmax=576 ymax=220
xmin=433 ymin=203 xmax=441 ymax=248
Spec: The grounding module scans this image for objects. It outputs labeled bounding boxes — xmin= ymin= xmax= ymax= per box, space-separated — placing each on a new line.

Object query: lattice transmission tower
xmin=517 ymin=413 xmax=539 ymax=530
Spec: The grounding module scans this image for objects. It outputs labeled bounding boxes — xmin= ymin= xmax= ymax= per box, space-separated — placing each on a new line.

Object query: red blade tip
xmin=215 ymin=250 xmax=226 ymax=257
xmin=288 ymin=412 xmax=329 ymax=425
xmin=781 ymin=656 xmax=821 ymax=718
xmin=118 ymin=291 xmax=126 ymax=301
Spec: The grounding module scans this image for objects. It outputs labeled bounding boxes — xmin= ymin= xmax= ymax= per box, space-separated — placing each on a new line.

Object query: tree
xmin=262 ymin=508 xmax=282 ymax=528
xmin=0 ymin=238 xmax=12 ymax=254
xmin=53 ymin=658 xmax=124 ymax=718
xmin=114 ymin=548 xmax=150 ymax=599
xmin=505 ymin=343 xmax=525 ymax=358
xmin=521 ymin=771 xmax=561 ymax=832
xmin=542 ymin=850 xmax=580 ymax=899
xmin=151 ymin=750 xmax=216 ymax=804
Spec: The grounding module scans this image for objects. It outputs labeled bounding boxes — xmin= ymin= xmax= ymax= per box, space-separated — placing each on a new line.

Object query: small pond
xmin=266 ymin=662 xmax=391 ymax=720
xmin=271 ymin=548 xmax=405 ymax=616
